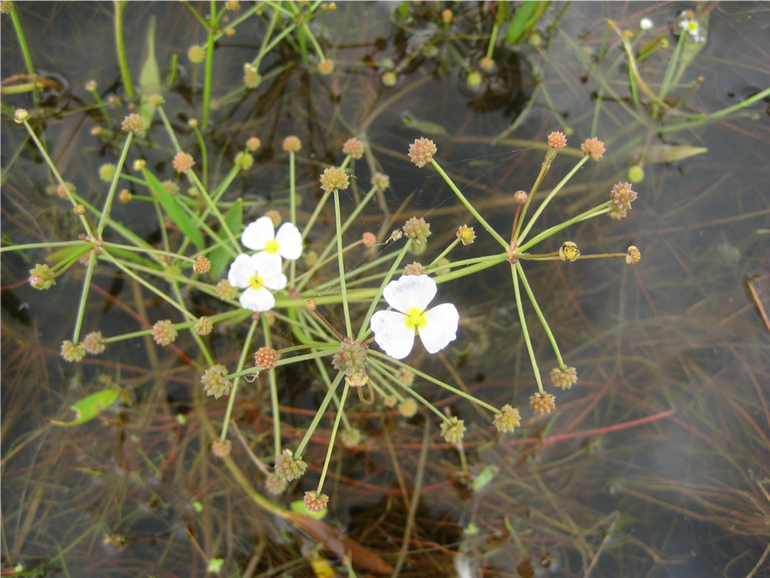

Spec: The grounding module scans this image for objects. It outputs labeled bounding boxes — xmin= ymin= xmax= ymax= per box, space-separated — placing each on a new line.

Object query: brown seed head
xmin=529 ymin=392 xmax=556 ymax=415
xmin=274 ymin=449 xmax=307 ymax=481
xmin=318 ymin=59 xmax=335 ymax=75
xmin=319 ymin=166 xmax=350 ymax=194
xmin=173 ymin=152 xmax=195 ymax=174
xmin=304 ymin=299 xmax=317 ymax=311
xmin=74 ymin=204 xmax=86 ymax=216
xmin=403 ymin=262 xmax=427 ymax=276
xmin=342 ymin=137 xmax=365 ymax=159
xmin=581 ymin=137 xmax=606 ymax=161
xmin=550 ymin=366 xmax=577 ymax=390
xmin=362 ymin=232 xmax=376 ymax=248
xmin=152 ymin=319 xmax=178 ymax=346
xmin=282 ymin=135 xmax=302 ymax=153
xmin=119 ymin=189 xmax=132 ymax=203
xmin=303 ymin=490 xmax=329 ymax=513
xmin=493 ymin=404 xmax=521 ymax=433
xmin=254 ymin=347 xmax=279 ymax=370
xmin=201 ymin=364 xmax=231 ymax=399
xmin=193 ymin=256 xmax=211 ymax=274
xmin=211 ymin=439 xmax=232 ymax=458
xmin=408 ymin=137 xmax=437 ymax=168
xmin=547 ymin=131 xmax=567 ymax=150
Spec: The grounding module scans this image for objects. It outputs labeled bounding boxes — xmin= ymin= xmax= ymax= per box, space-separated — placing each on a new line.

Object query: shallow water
xmin=2 ymin=2 xmax=770 ymax=577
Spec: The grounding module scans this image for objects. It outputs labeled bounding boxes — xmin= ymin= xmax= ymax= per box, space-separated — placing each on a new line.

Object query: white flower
xmin=242 ymin=216 xmax=302 ymax=264
xmin=674 ymin=12 xmax=706 ymax=43
xmin=371 ymin=275 xmax=459 ymax=360
xmin=227 ymin=252 xmax=286 ymax=311
xmin=640 ymin=17 xmax=653 ymax=30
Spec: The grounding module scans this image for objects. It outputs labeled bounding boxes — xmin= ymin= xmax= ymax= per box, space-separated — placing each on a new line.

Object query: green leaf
xmin=208 ymin=199 xmax=242 ymax=278
xmin=640 ymin=145 xmax=708 ymax=164
xmin=401 ymin=115 xmax=448 ymax=136
xmin=46 ymin=244 xmax=93 ymax=264
xmin=142 ymin=168 xmax=205 ymax=249
xmin=505 ymin=1 xmax=540 ymax=44
xmin=139 ymin=15 xmax=162 ymax=122
xmin=51 ymin=389 xmax=120 ymax=426
xmin=472 ymin=464 xmax=499 ymax=492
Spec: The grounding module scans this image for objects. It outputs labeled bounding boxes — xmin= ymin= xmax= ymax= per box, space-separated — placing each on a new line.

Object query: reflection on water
xmin=2 ymin=2 xmax=769 ymax=577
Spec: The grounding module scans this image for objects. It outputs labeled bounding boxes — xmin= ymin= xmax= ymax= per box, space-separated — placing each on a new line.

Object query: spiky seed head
xmin=265 ymin=473 xmax=287 ymax=495
xmin=152 ymin=320 xmax=178 ymax=346
xmin=547 ymin=131 xmax=567 ymax=150
xmin=201 ymin=365 xmax=231 ymax=399
xmin=493 ymin=404 xmax=521 ymax=433
xmin=403 ymin=262 xmax=427 ymax=276
xmin=61 ymin=340 xmax=86 ymax=362
xmin=84 ymin=331 xmax=106 ymax=355
xmin=408 ymin=137 xmax=437 ymax=168
xmin=581 ymin=137 xmax=606 ymax=161
xmin=121 ymin=113 xmax=147 ymax=137
xmin=550 ymin=366 xmax=577 ymax=390
xmin=216 ymin=279 xmax=239 ymax=300
xmin=319 ymin=166 xmax=349 ymax=194
xmin=195 ymin=316 xmax=213 ymax=336
xmin=370 ymin=171 xmax=390 ymax=190
xmin=342 ymin=137 xmax=365 ymax=159
xmin=193 ymin=256 xmax=211 ymax=274
xmin=274 ymin=449 xmax=307 ymax=481
xmin=211 ymin=439 xmax=232 ymax=458
xmin=29 ymin=264 xmax=55 ymax=290
xmin=529 ymin=392 xmax=556 ymax=415
xmin=610 ymin=182 xmax=637 ymax=210
xmin=402 ymin=217 xmax=431 ymax=245
xmin=440 ymin=416 xmax=466 ymax=445
xmin=332 ymin=339 xmax=367 ymax=377
xmin=173 ymin=152 xmax=195 ymax=174
xmin=303 ymin=491 xmax=329 ymax=513
xmin=254 ymin=347 xmax=279 ymax=370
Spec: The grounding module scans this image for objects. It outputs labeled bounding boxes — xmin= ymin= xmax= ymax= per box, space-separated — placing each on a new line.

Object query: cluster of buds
xmin=609 ymin=182 xmax=638 ymax=220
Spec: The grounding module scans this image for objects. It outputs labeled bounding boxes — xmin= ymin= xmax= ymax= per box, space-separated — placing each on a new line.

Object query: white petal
xmin=239 ymin=287 xmax=275 ymax=312
xmin=419 ymin=303 xmax=459 ymax=354
xmin=227 ymin=253 xmax=255 ymax=288
xmin=275 ymin=223 xmax=303 ymax=260
xmin=241 ymin=216 xmax=275 ymax=250
xmin=251 ymin=250 xmax=282 ymax=274
xmin=371 ymin=310 xmax=415 ymax=360
xmin=262 ymin=270 xmax=287 ymax=291
xmin=382 ymin=275 xmax=437 ymax=314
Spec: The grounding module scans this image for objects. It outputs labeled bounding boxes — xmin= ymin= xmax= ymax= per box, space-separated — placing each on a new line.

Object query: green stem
xmin=516 ymin=263 xmax=564 ymax=369
xmin=72 ymin=252 xmax=97 ymax=344
xmin=289 ymin=150 xmax=297 ymax=285
xmin=428 ymin=238 xmax=461 ymax=270
xmin=187 ymin=170 xmax=241 ymax=253
xmin=193 ymin=123 xmax=208 ymax=189
xmin=333 ymin=190 xmax=353 ymax=338
xmin=171 ymin=281 xmax=214 ymax=367
xmin=518 ymin=202 xmax=611 ymax=253
xmin=430 ymin=159 xmax=508 ymax=249
xmin=486 ymin=22 xmax=499 ymax=59
xmin=88 ymin=88 xmax=113 ymax=127
xmin=97 ymin=134 xmax=132 ymax=236
xmin=201 ymin=1 xmax=217 ymax=130
xmin=113 ymin=1 xmax=134 ymax=98
xmin=295 ymin=371 xmax=344 ymax=458
xmin=262 ymin=315 xmax=282 ymax=460
xmin=301 ymin=192 xmax=331 ymax=241
xmin=101 ymin=250 xmax=196 ymax=319
xmin=316 ymin=382 xmax=348 ymax=494
xmin=0 ymin=240 xmax=85 ymax=253
xmin=517 ymin=155 xmax=589 ymax=244
xmin=511 ymin=263 xmax=543 ymax=393
xmin=21 ymin=120 xmax=92 ymax=236
xmin=220 ymin=319 xmax=258 ymax=441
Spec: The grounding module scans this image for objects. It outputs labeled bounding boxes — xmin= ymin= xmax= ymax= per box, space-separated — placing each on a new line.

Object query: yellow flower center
xmin=404 ymin=307 xmax=427 ymax=332
xmin=265 ymin=240 xmax=280 ymax=254
xmin=249 ymin=272 xmax=264 ymax=290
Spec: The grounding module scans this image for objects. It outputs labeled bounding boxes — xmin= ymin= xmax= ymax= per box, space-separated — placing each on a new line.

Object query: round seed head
xmin=408 ymin=137 xmax=437 ymax=168
xmin=193 ymin=256 xmax=211 ymax=274
xmin=201 ymin=365 xmax=231 ymax=399
xmin=84 ymin=331 xmax=106 ymax=355
xmin=216 ymin=279 xmax=239 ymax=300
xmin=529 ymin=392 xmax=556 ymax=415
xmin=246 ymin=136 xmax=261 ymax=152
xmin=440 ymin=416 xmax=466 ymax=445
xmin=318 ymin=58 xmax=335 ymax=75
xmin=493 ymin=404 xmax=521 ymax=433
xmin=282 ymin=135 xmax=302 ymax=153
xmin=121 ymin=113 xmax=147 ymax=137
xmin=254 ymin=347 xmax=279 ymax=370
xmin=187 ymin=44 xmax=206 ymax=64
xmin=303 ymin=491 xmax=329 ymax=513
xmin=550 ymin=366 xmax=577 ymax=390
xmin=319 ymin=166 xmax=350 ymax=194
xmin=152 ymin=319 xmax=178 ymax=346
xmin=195 ymin=316 xmax=213 ymax=336
xmin=332 ymin=339 xmax=367 ymax=377
xmin=370 ymin=172 xmax=390 ymax=190
xmin=547 ymin=131 xmax=567 ymax=150
xmin=274 ymin=449 xmax=307 ymax=481
xmin=403 ymin=262 xmax=427 ymax=276
xmin=61 ymin=340 xmax=86 ymax=363
xmin=342 ymin=137 xmax=365 ymax=159
xmin=398 ymin=398 xmax=418 ymax=418
xmin=402 ymin=217 xmax=431 ymax=245
xmin=173 ymin=152 xmax=195 ymax=174
xmin=362 ymin=232 xmax=376 ymax=248
xmin=581 ymin=137 xmax=606 ymax=161
xmin=211 ymin=439 xmax=232 ymax=458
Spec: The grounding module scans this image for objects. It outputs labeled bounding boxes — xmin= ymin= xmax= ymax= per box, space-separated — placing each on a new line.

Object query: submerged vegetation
xmin=2 ymin=2 xmax=769 ymax=577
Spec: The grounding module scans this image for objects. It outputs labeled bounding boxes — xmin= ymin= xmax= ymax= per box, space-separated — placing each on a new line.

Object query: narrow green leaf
xmin=505 ymin=1 xmax=540 ymax=44
xmin=401 ymin=115 xmax=448 ymax=136
xmin=51 ymin=389 xmax=120 ymax=427
xmin=209 ymin=199 xmax=242 ymax=277
xmin=139 ymin=15 xmax=162 ymax=122
xmin=142 ymin=168 xmax=205 ymax=249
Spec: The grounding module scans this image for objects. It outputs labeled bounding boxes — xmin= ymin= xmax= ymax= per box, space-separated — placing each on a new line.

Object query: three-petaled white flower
xmin=227 ymin=252 xmax=287 ymax=312
xmin=242 ymin=216 xmax=302 ymax=265
xmin=371 ymin=275 xmax=459 ymax=360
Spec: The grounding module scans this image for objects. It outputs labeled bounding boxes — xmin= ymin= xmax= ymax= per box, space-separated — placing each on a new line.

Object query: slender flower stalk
xmin=219 ymin=320 xmax=258 ymax=442
xmin=511 ymin=263 xmax=544 ymax=393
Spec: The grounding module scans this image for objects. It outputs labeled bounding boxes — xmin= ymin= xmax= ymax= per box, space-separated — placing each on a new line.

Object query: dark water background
xmin=2 ymin=2 xmax=769 ymax=577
